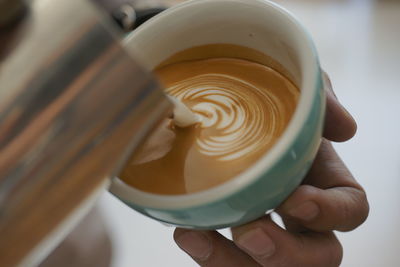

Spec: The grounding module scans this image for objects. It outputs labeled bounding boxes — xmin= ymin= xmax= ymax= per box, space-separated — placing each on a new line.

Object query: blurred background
xmin=76 ymin=0 xmax=400 ymax=266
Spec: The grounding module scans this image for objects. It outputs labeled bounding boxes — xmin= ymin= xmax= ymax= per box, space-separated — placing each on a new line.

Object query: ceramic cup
xmin=109 ymin=0 xmax=325 ymax=229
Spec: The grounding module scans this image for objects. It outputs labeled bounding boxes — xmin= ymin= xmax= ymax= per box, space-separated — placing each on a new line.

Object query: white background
xmin=99 ymin=0 xmax=400 ymax=266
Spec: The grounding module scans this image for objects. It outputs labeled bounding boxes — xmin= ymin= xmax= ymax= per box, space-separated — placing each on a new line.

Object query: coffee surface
xmin=120 ymin=52 xmax=299 ymax=195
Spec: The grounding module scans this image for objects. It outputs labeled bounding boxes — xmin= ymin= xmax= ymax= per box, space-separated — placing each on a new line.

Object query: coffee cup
xmin=109 ymin=0 xmax=326 ymax=229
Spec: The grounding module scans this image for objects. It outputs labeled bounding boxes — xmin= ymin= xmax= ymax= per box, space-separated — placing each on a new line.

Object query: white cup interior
xmin=111 ymin=0 xmax=320 ymax=209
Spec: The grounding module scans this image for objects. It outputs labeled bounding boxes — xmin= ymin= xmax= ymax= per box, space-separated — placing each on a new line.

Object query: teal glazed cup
xmin=109 ymin=0 xmax=326 ymax=229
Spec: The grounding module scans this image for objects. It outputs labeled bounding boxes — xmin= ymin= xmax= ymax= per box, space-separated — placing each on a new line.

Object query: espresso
xmin=119 ymin=45 xmax=299 ymax=195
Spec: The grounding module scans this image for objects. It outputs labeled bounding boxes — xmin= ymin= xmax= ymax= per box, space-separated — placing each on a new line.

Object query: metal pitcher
xmin=0 ymin=0 xmax=171 ymax=265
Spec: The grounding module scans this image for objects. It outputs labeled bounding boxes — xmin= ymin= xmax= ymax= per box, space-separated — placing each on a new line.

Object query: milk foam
xmin=166 ymin=71 xmax=296 ymax=161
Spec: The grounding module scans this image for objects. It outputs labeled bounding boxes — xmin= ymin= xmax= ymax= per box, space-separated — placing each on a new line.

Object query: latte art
xmin=167 ymin=72 xmax=296 ymax=161
xmin=119 ymin=53 xmax=299 ymax=195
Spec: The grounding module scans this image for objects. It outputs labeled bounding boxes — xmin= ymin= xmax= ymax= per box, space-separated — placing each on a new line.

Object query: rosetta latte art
xmin=167 ymin=75 xmax=283 ymax=160
xmin=166 ymin=66 xmax=298 ymax=162
xmin=120 ymin=56 xmax=299 ymax=195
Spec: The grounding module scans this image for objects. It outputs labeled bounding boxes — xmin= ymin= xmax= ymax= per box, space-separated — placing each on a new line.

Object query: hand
xmin=173 ymin=73 xmax=369 ymax=267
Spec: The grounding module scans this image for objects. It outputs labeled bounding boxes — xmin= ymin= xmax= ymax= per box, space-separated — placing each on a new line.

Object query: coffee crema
xmin=119 ymin=46 xmax=299 ymax=195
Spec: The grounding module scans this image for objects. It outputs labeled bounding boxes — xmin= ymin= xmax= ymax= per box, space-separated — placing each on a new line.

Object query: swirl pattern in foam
xmin=164 ymin=59 xmax=299 ymax=161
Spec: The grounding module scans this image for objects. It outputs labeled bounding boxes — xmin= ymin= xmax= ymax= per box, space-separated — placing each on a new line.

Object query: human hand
xmin=173 ymin=73 xmax=369 ymax=267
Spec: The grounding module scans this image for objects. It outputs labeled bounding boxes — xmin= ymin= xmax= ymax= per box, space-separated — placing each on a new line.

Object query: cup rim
xmin=110 ymin=0 xmax=321 ymax=209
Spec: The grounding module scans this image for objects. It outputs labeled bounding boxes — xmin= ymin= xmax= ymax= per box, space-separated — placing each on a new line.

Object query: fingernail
xmin=237 ymin=228 xmax=275 ymax=258
xmin=288 ymin=201 xmax=320 ymax=221
xmin=175 ymin=231 xmax=212 ymax=260
xmin=323 ymin=72 xmax=336 ymax=98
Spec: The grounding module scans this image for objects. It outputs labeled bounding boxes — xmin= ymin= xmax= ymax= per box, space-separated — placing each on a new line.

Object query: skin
xmin=173 ymin=72 xmax=369 ymax=267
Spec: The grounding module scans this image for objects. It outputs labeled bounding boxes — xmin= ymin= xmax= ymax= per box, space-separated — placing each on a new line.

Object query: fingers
xmin=323 ymin=72 xmax=357 ymax=142
xmin=277 ymin=185 xmax=368 ymax=232
xmin=174 ymin=228 xmax=259 ymax=267
xmin=276 ymin=140 xmax=369 ymax=232
xmin=303 ymin=139 xmax=362 ymax=190
xmin=175 ymin=218 xmax=343 ymax=267
xmin=231 ymin=216 xmax=343 ymax=267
